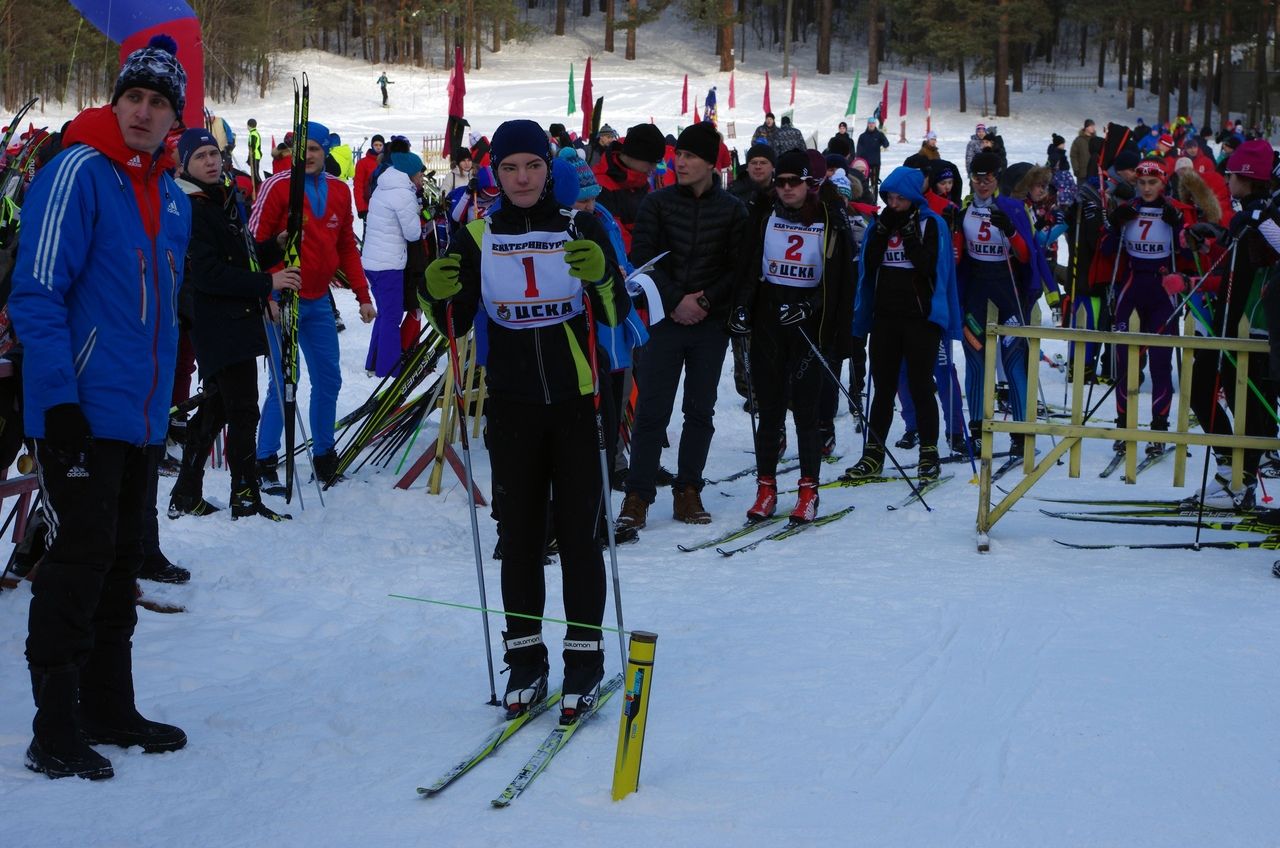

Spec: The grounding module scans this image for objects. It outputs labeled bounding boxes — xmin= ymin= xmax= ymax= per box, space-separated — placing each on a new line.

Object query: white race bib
xmin=963 ymin=205 xmax=1010 ymax=262
xmin=884 ymin=232 xmax=916 ymax=268
xmin=762 ymin=214 xmax=825 ymax=289
xmin=1122 ymin=207 xmax=1173 ymax=260
xmin=480 ymin=225 xmax=584 ymax=329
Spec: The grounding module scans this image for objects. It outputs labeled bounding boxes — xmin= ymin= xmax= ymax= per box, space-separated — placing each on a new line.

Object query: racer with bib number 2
xmin=420 ymin=120 xmax=630 ymax=724
xmin=730 ymin=149 xmax=854 ymax=524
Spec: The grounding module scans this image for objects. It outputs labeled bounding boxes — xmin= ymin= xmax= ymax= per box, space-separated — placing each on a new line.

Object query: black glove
xmin=988 ymin=207 xmax=1016 ymax=237
xmin=1160 ymin=203 xmax=1182 ymax=228
xmin=1185 ymin=221 xmax=1227 ymax=249
xmin=1110 ymin=203 xmax=1139 ymax=228
xmin=777 ymin=300 xmax=812 ymax=327
xmin=727 ymin=305 xmax=752 ymax=336
xmin=42 ymin=403 xmax=92 ymax=472
xmin=358 ymin=210 xmax=367 ymax=221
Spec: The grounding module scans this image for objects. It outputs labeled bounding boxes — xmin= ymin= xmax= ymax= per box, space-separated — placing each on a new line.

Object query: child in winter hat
xmin=112 ymin=34 xmax=188 ymax=118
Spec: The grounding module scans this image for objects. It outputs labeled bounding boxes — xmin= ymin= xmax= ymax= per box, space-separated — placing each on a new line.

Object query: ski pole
xmin=796 ymin=325 xmax=931 ymax=510
xmin=581 ymin=292 xmax=628 ymax=672
xmin=444 ymin=302 xmax=500 ymax=706
xmin=1194 ymin=242 xmax=1239 ymax=549
xmin=738 ymin=335 xmax=760 ymax=464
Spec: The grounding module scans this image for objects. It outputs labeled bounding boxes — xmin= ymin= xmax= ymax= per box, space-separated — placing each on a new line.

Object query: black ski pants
xmin=868 ymin=316 xmax=942 ymax=450
xmin=27 ymin=440 xmax=148 ymax=673
xmin=487 ymin=394 xmax=606 ymax=642
xmin=625 ymin=319 xmax=729 ymax=501
xmin=175 ymin=360 xmax=262 ymax=496
xmin=750 ymin=318 xmax=825 ymax=480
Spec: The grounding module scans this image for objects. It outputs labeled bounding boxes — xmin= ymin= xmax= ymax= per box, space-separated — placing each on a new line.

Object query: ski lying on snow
xmin=996 ymin=486 xmax=1186 ymax=509
xmin=716 ymin=506 xmax=856 ymax=556
xmin=886 ymin=474 xmax=954 ymax=510
xmin=1037 ymin=505 xmax=1241 ymax=519
xmin=418 ymin=687 xmax=562 ymax=797
xmin=901 ymin=449 xmax=1009 ymax=470
xmin=989 ymin=455 xmax=1026 ymax=483
xmin=1040 ymin=508 xmax=1280 ymax=534
xmin=491 ymin=674 xmax=622 ymax=808
xmin=677 ymin=515 xmax=787 ymax=552
xmin=1055 ymin=536 xmax=1280 ymax=551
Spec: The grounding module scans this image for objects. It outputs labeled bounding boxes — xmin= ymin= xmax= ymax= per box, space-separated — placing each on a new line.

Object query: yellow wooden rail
xmin=975 ymin=301 xmax=1279 ymax=552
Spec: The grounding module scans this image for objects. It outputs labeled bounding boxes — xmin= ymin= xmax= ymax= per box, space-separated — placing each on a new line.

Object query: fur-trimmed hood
xmin=1176 ymin=168 xmax=1222 ymax=223
xmin=1011 ymin=165 xmax=1052 ymax=200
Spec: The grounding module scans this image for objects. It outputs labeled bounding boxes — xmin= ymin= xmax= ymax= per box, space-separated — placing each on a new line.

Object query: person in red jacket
xmin=249 ymin=121 xmax=376 ymax=486
xmin=353 ymin=133 xmax=384 ymax=223
xmin=593 ymin=123 xmax=665 ymax=257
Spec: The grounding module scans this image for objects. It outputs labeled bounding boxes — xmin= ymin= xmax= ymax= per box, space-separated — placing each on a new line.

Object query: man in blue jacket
xmin=8 ymin=35 xmax=193 ymax=780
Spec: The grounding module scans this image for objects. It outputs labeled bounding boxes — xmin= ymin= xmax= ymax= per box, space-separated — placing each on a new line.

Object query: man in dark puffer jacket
xmin=615 ymin=122 xmax=747 ymax=537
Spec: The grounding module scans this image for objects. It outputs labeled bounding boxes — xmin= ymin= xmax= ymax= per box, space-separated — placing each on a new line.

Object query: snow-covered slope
xmin=3 ymin=15 xmax=1278 ymax=847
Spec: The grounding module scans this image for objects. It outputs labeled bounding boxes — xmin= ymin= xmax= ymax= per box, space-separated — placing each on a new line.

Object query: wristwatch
xmin=696 ymin=295 xmax=711 ymax=311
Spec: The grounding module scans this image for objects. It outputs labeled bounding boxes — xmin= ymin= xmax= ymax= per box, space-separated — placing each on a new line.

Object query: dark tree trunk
xmin=816 ymin=0 xmax=831 ymax=74
xmin=557 ymin=0 xmax=566 ymax=35
xmin=605 ymin=0 xmax=615 ymax=52
xmin=958 ymin=54 xmax=967 ymax=113
xmin=995 ymin=0 xmax=1010 ymax=117
xmin=867 ymin=0 xmax=879 ymax=85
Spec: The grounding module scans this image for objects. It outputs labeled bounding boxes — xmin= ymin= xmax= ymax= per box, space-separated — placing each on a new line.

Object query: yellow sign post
xmin=611 ymin=630 xmax=657 ymax=800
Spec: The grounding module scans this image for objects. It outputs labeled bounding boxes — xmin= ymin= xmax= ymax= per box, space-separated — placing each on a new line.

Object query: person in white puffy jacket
xmin=363 ymin=151 xmax=425 ymax=376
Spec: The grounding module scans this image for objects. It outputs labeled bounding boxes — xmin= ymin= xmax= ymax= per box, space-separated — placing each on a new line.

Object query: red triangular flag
xmin=899 ymin=79 xmax=908 ymax=118
xmin=729 ymin=72 xmax=736 ymax=110
xmin=879 ymin=80 xmax=889 ymax=126
xmin=681 ymin=74 xmax=689 ymax=115
xmin=580 ymin=57 xmax=594 ymax=139
xmin=790 ymin=69 xmax=797 ymax=105
xmin=763 ymin=72 xmax=772 ymax=116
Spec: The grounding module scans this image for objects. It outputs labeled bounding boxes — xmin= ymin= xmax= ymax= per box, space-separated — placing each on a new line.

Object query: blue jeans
xmin=258 ymin=295 xmax=342 ymax=458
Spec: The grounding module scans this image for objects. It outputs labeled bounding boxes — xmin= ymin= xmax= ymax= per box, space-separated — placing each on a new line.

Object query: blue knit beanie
xmin=490 ymin=119 xmax=550 ymax=166
xmin=391 ymin=151 xmax=425 ymax=175
xmin=551 ymin=156 xmax=579 ymax=207
xmin=306 ymin=121 xmax=333 ymax=154
xmin=176 ymin=127 xmax=219 ymax=174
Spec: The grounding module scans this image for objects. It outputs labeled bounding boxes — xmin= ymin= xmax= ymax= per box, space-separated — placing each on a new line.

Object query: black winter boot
xmin=79 ymin=643 xmax=186 ymax=754
xmin=312 ymin=451 xmax=342 ymax=487
xmin=501 ymin=631 xmax=549 ymax=717
xmin=26 ymin=665 xmax=114 ymax=780
xmin=230 ymin=476 xmax=292 ymax=522
xmin=561 ymin=635 xmax=605 ymax=724
xmin=257 ymin=455 xmax=286 ymax=497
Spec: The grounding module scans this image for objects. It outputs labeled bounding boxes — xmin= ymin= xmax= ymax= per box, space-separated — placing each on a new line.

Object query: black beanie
xmin=1112 ymin=149 xmax=1141 ymax=171
xmin=371 ymin=134 xmax=385 ymax=144
xmin=775 ymin=149 xmax=814 ymax=179
xmin=969 ymin=150 xmax=1003 ymax=175
xmin=746 ymin=143 xmax=776 ymax=165
xmin=676 ymin=122 xmax=721 ymax=166
xmin=622 ymin=123 xmax=666 ymax=163
xmin=112 ymin=34 xmax=188 ymax=117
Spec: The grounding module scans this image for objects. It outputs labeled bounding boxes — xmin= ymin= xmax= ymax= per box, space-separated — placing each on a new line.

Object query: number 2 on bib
xmin=784 ymin=234 xmax=805 ymax=262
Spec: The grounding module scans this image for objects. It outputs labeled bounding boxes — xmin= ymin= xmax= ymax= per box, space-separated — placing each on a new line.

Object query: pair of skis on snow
xmin=417 ymin=674 xmax=622 ymax=806
xmin=679 ymin=474 xmax=954 ymax=556
xmin=1022 ymin=491 xmax=1280 ymax=550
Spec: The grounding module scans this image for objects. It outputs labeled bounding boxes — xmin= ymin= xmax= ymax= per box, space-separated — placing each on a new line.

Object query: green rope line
xmin=389 ymin=593 xmax=627 ymax=634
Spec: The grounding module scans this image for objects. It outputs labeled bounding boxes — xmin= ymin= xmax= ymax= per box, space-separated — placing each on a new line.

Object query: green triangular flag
xmin=568 ymin=63 xmax=576 ymax=115
xmin=846 ymin=70 xmax=859 ymax=117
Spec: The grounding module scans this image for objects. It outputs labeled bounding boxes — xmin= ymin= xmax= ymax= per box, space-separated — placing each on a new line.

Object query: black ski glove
xmin=777 ymin=300 xmax=812 ymax=327
xmin=1110 ymin=203 xmax=1139 ymax=228
xmin=1160 ymin=203 xmax=1182 ymax=228
xmin=988 ymin=207 xmax=1016 ymax=237
xmin=1185 ymin=221 xmax=1227 ymax=249
xmin=727 ymin=305 xmax=752 ymax=336
xmin=42 ymin=403 xmax=92 ymax=474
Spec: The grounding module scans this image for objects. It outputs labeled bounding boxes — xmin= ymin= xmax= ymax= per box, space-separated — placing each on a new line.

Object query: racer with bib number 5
xmin=419 ymin=119 xmax=630 ymax=724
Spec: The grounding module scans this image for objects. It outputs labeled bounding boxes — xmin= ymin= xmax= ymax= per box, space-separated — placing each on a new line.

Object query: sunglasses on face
xmin=775 ymin=175 xmax=816 ymax=189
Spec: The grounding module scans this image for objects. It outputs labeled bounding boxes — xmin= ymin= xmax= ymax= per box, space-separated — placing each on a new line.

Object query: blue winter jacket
xmin=852 ymin=166 xmax=963 ymax=341
xmin=9 ymin=105 xmax=192 ymax=445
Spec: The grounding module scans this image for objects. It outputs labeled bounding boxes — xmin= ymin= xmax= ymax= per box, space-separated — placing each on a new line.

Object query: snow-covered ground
xmin=3 ymin=15 xmax=1279 ymax=847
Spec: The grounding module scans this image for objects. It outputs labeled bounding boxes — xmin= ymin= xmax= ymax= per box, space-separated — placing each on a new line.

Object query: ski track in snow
xmin=4 ymin=14 xmax=1280 ymax=846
